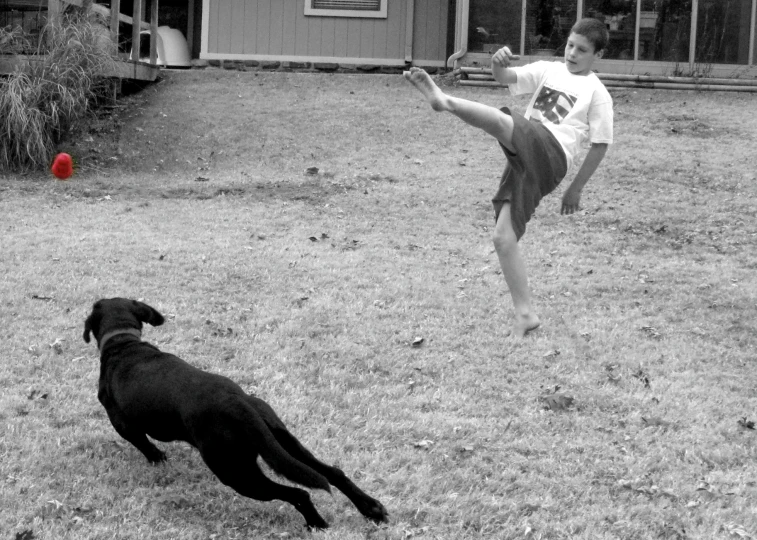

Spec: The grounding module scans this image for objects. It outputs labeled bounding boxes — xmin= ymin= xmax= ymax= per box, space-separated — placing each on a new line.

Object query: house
xmin=197 ymin=0 xmax=755 ymax=77
xmin=199 ymin=0 xmax=453 ymax=68
xmin=5 ymin=0 xmax=755 ymax=78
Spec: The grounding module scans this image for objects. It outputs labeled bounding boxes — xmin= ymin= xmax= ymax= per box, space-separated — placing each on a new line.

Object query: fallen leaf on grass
xmin=205 ymin=320 xmax=233 ymax=338
xmin=406 ymin=527 xmax=431 ymax=538
xmin=412 ymin=439 xmax=433 ymax=449
xmin=723 ymin=523 xmax=754 ymax=539
xmin=40 ymin=499 xmax=66 ymax=518
xmin=518 ymin=502 xmax=541 ymax=516
xmin=454 ymin=445 xmax=475 ymax=455
xmin=641 ymin=416 xmax=672 ymax=429
xmin=411 ymin=337 xmax=424 ymax=348
xmin=631 ymin=367 xmax=651 ymax=388
xmin=539 ymin=393 xmax=574 ymax=412
xmin=49 ymin=338 xmax=64 ymax=355
xmin=342 ymin=239 xmax=360 ymax=251
xmin=542 ymin=349 xmax=560 ymax=358
xmin=640 ymin=325 xmax=662 ymax=339
xmin=157 ymin=493 xmax=191 ymax=508
xmin=737 ymin=417 xmax=755 ymax=430
xmin=618 ymin=480 xmax=678 ymax=500
xmin=27 ymin=389 xmax=48 ymax=400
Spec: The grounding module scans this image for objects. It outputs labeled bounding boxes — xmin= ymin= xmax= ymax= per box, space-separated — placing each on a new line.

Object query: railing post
xmin=130 ymin=0 xmax=143 ymax=60
xmin=110 ymin=0 xmax=121 ymax=50
xmin=47 ymin=0 xmax=60 ymax=46
xmin=150 ymin=0 xmax=159 ymax=65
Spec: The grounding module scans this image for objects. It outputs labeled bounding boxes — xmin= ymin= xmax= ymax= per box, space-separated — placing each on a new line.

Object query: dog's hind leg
xmin=200 ymin=446 xmax=330 ymax=530
xmin=246 ymin=396 xmax=389 ymax=524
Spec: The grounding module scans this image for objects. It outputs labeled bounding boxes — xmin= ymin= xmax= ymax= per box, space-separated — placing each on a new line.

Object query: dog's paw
xmin=146 ymin=449 xmax=167 ymax=464
xmin=305 ymin=516 xmax=329 ymax=531
xmin=360 ymin=498 xmax=389 ymax=524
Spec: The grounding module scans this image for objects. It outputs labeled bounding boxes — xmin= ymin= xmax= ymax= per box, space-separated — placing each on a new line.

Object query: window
xmin=304 ymin=0 xmax=388 ymax=18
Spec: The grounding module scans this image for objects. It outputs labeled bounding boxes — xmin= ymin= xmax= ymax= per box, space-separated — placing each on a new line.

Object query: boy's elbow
xmin=591 ymin=142 xmax=609 ymax=157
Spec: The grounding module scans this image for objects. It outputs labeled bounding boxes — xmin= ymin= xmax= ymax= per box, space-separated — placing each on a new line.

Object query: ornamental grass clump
xmin=0 ymin=3 xmax=116 ymax=172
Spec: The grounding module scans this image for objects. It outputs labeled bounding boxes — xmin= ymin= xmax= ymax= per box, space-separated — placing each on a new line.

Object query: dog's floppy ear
xmin=131 ymin=300 xmax=165 ymax=327
xmin=83 ymin=301 xmax=101 ymax=343
xmin=83 ymin=314 xmax=93 ymax=343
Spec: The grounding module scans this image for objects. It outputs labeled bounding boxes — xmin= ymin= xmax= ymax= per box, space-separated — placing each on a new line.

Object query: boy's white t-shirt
xmin=509 ymin=61 xmax=613 ymax=170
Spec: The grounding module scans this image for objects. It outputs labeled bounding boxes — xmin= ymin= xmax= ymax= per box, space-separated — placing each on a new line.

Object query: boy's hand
xmin=561 ymin=187 xmax=582 ymax=215
xmin=492 ymin=47 xmax=520 ymax=68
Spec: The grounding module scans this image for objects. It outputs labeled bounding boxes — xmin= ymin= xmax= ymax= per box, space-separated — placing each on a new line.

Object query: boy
xmin=404 ymin=18 xmax=613 ymax=338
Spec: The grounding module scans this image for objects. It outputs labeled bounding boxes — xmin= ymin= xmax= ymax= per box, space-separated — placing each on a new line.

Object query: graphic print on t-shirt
xmin=531 ymin=85 xmax=577 ymax=125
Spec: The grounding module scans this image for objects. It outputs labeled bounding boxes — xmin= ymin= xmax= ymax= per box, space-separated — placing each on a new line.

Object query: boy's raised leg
xmin=404 ymin=67 xmax=516 ymax=152
xmin=493 ymin=203 xmax=541 ymax=338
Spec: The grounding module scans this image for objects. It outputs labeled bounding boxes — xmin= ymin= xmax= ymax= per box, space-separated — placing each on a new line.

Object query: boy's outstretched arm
xmin=561 ymin=143 xmax=608 ymax=215
xmin=491 ymin=46 xmax=519 ymax=86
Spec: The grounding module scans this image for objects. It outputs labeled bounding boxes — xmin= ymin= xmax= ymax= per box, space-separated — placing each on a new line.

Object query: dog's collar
xmin=99 ymin=328 xmax=142 ymax=351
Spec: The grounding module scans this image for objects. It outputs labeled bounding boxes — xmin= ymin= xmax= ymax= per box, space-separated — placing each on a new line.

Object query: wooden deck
xmin=0 ymin=0 xmax=161 ymax=81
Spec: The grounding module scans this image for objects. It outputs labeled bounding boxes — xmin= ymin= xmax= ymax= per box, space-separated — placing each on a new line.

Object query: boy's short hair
xmin=571 ymin=18 xmax=610 ymax=53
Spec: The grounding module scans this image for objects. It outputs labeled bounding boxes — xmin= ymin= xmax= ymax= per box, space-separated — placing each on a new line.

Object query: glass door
xmin=583 ymin=0 xmax=637 ymax=59
xmin=695 ymin=0 xmax=753 ymax=65
xmin=524 ymin=0 xmax=577 ymax=56
xmin=467 ymin=0 xmax=524 ymax=55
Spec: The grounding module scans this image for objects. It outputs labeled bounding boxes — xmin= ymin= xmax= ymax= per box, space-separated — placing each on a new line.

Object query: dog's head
xmin=83 ymin=298 xmax=165 ymax=348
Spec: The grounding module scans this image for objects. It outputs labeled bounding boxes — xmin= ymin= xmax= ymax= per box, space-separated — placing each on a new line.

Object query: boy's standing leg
xmin=404 ymin=67 xmax=540 ymax=337
xmin=493 ymin=201 xmax=540 ymax=337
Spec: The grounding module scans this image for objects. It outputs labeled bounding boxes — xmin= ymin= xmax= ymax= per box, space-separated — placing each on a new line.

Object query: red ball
xmin=51 ymin=153 xmax=74 ymax=180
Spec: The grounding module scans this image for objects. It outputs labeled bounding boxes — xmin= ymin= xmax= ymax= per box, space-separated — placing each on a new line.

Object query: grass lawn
xmin=1 ymin=69 xmax=756 ymax=540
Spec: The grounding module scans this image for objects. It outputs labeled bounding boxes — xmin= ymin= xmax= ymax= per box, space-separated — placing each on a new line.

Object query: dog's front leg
xmin=104 ymin=408 xmax=167 ymax=464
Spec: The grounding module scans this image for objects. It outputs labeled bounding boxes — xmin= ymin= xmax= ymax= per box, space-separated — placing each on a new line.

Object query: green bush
xmin=0 ymin=3 xmax=117 ymax=172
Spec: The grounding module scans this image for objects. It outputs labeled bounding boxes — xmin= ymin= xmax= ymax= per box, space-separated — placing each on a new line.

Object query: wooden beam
xmin=1 ymin=55 xmax=159 ymax=81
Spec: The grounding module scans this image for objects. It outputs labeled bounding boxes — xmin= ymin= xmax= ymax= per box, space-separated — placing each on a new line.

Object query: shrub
xmin=0 ymin=2 xmax=117 ymax=172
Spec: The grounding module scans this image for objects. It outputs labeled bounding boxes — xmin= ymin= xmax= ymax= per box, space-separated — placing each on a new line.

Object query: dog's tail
xmin=240 ymin=401 xmax=331 ymax=493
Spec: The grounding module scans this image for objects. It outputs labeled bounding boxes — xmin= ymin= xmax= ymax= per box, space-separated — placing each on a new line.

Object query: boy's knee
xmin=492 ymin=225 xmax=517 ymax=254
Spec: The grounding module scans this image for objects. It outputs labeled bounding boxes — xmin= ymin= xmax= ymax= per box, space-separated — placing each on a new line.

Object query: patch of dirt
xmin=663 ymin=114 xmax=724 ymax=138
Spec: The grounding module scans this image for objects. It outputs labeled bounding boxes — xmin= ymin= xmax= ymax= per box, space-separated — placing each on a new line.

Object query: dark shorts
xmin=491 ymin=107 xmax=568 ymax=241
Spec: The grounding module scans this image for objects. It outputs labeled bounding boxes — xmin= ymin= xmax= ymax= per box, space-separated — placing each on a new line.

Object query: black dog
xmin=83 ymin=298 xmax=388 ymax=529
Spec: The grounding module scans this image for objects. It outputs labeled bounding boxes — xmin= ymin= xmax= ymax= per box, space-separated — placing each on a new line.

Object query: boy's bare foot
xmin=403 ymin=67 xmax=450 ymax=112
xmin=509 ymin=313 xmax=541 ymax=338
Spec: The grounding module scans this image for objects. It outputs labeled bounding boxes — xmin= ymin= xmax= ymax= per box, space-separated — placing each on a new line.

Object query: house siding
xmin=202 ymin=0 xmax=449 ymax=65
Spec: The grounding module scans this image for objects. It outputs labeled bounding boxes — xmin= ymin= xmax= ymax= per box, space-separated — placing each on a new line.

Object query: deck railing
xmin=49 ymin=0 xmax=159 ymax=65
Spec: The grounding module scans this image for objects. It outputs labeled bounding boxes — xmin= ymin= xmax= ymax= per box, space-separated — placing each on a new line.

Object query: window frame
xmin=304 ymin=0 xmax=388 ymax=19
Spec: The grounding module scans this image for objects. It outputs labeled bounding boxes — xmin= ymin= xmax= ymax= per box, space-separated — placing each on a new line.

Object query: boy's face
xmin=564 ymin=32 xmax=603 ymax=75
